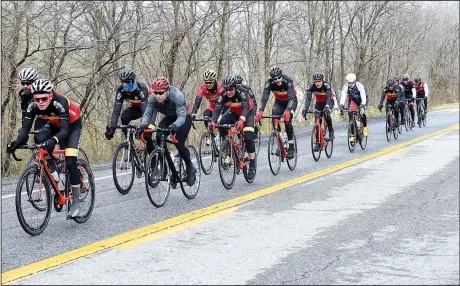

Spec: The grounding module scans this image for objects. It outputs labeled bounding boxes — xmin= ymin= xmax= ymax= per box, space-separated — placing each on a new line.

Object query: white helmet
xmin=19 ymin=68 xmax=38 ymax=82
xmin=345 ymin=73 xmax=356 ymax=83
xmin=203 ymin=69 xmax=217 ymax=82
xmin=31 ymin=79 xmax=53 ymax=94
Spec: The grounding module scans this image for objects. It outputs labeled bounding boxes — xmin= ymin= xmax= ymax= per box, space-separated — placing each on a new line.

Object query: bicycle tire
xmin=325 ymin=127 xmax=333 ymax=158
xmin=404 ymin=108 xmax=410 ymax=132
xmin=385 ymin=113 xmax=392 ymax=142
xmin=287 ymin=133 xmax=298 ymax=170
xmin=359 ymin=124 xmax=368 ymax=150
xmin=112 ymin=142 xmax=135 ymax=195
xmin=311 ymin=124 xmax=322 ymax=161
xmin=15 ymin=165 xmax=52 ymax=236
xmin=145 ymin=149 xmax=170 ymax=208
xmin=181 ymin=145 xmax=201 ymax=199
xmin=242 ymin=152 xmax=255 ymax=184
xmin=218 ymin=138 xmax=236 ymax=189
xmin=198 ymin=132 xmax=214 ymax=175
xmin=393 ymin=114 xmax=399 ymax=140
xmin=254 ymin=124 xmax=261 ymax=157
xmin=348 ymin=121 xmax=357 ymax=152
xmin=68 ymin=159 xmax=96 ymax=223
xmin=267 ymin=132 xmax=281 ymax=176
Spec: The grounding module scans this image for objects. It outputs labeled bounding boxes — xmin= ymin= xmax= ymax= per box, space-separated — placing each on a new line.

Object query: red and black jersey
xmin=212 ymin=87 xmax=254 ymax=122
xmin=414 ymin=81 xmax=426 ymax=95
xmin=260 ymin=74 xmax=296 ymax=112
xmin=109 ymin=82 xmax=149 ymax=127
xmin=191 ymin=81 xmax=224 ymax=113
xmin=304 ymin=81 xmax=333 ymax=109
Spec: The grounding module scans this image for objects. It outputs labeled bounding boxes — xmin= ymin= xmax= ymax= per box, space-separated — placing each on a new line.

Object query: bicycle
xmin=383 ymin=103 xmax=399 ymax=142
xmin=110 ymin=125 xmax=149 ymax=195
xmin=261 ymin=115 xmax=297 ymax=176
xmin=343 ymin=105 xmax=368 ymax=152
xmin=305 ymin=110 xmax=333 ymax=162
xmin=193 ymin=116 xmax=220 ymax=175
xmin=216 ymin=123 xmax=256 ymax=189
xmin=416 ymin=98 xmax=427 ymax=128
xmin=141 ymin=128 xmax=200 ymax=208
xmin=25 ymin=130 xmax=90 ymax=168
xmin=404 ymin=99 xmax=414 ymax=131
xmin=254 ymin=120 xmax=262 ymax=157
xmin=8 ymin=143 xmax=95 ymax=236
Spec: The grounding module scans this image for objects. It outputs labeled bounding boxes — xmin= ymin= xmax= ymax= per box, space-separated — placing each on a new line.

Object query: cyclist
xmin=235 ymin=75 xmax=258 ymax=110
xmin=400 ymin=74 xmax=416 ymax=127
xmin=209 ymin=75 xmax=257 ymax=180
xmin=137 ymin=76 xmax=196 ymax=186
xmin=339 ymin=73 xmax=368 ymax=142
xmin=105 ymin=68 xmax=149 ymax=146
xmin=191 ymin=69 xmax=224 ymax=129
xmin=255 ymin=67 xmax=297 ymax=159
xmin=17 ymin=68 xmax=50 ymax=143
xmin=302 ymin=72 xmax=335 ymax=140
xmin=7 ymin=79 xmax=83 ymax=219
xmin=414 ymin=77 xmax=429 ymax=122
xmin=378 ymin=79 xmax=402 ymax=127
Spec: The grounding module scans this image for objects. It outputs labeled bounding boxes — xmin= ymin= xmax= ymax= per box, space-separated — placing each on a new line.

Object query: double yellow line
xmin=2 ymin=124 xmax=458 ymax=285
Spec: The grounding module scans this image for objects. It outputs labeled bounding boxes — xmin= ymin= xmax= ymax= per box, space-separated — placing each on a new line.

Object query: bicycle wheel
xmin=218 ymin=137 xmax=236 ymax=189
xmin=421 ymin=105 xmax=427 ymax=127
xmin=112 ymin=142 xmax=135 ymax=195
xmin=70 ymin=159 xmax=95 ymax=223
xmin=385 ymin=114 xmax=392 ymax=142
xmin=348 ymin=121 xmax=357 ymax=152
xmin=359 ymin=125 xmax=368 ymax=150
xmin=254 ymin=124 xmax=261 ymax=157
xmin=242 ymin=152 xmax=255 ymax=184
xmin=393 ymin=115 xmax=399 ymax=140
xmin=15 ymin=165 xmax=52 ymax=236
xmin=311 ymin=124 xmax=322 ymax=161
xmin=417 ymin=104 xmax=423 ymax=128
xmin=397 ymin=116 xmax=402 ymax=134
xmin=145 ymin=149 xmax=170 ymax=208
xmin=325 ymin=128 xmax=333 ymax=158
xmin=267 ymin=132 xmax=281 ymax=176
xmin=78 ymin=147 xmax=90 ymax=164
xmin=287 ymin=133 xmax=298 ymax=170
xmin=404 ymin=109 xmax=410 ymax=131
xmin=180 ymin=145 xmax=200 ymax=199
xmin=198 ymin=132 xmax=214 ymax=175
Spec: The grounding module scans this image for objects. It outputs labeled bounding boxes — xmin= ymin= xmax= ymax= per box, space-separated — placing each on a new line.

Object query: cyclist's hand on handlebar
xmin=105 ymin=126 xmax=115 ymax=140
xmin=236 ymin=118 xmax=245 ymax=131
xmin=254 ymin=110 xmax=263 ymax=123
xmin=378 ymin=104 xmax=383 ymax=112
xmin=169 ymin=123 xmax=179 ymax=133
xmin=301 ymin=108 xmax=308 ymax=119
xmin=45 ymin=138 xmax=57 ymax=155
xmin=208 ymin=121 xmax=216 ymax=132
xmin=191 ymin=113 xmax=197 ymax=121
xmin=359 ymin=104 xmax=365 ymax=116
xmin=7 ymin=140 xmax=20 ymax=154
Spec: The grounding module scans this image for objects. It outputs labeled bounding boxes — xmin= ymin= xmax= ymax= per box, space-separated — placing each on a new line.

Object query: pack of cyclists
xmin=6 ymin=66 xmax=431 ymax=221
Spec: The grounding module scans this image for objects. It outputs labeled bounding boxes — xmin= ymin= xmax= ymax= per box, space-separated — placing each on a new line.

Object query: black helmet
xmin=313 ymin=72 xmax=324 ymax=81
xmin=119 ymin=68 xmax=136 ymax=81
xmin=269 ymin=67 xmax=282 ymax=78
xmin=414 ymin=77 xmax=421 ymax=83
xmin=235 ymin=75 xmax=243 ymax=84
xmin=387 ymin=79 xmax=394 ymax=87
xmin=401 ymin=74 xmax=409 ymax=81
xmin=221 ymin=75 xmax=237 ymax=88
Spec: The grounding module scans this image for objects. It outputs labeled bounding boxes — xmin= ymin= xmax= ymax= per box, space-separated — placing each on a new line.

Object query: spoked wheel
xmin=70 ymin=159 xmax=96 ymax=223
xmin=199 ymin=132 xmax=214 ymax=175
xmin=422 ymin=108 xmax=427 ymax=127
xmin=393 ymin=115 xmax=399 ymax=140
xmin=180 ymin=145 xmax=201 ymax=199
xmin=348 ymin=121 xmax=357 ymax=152
xmin=417 ymin=106 xmax=424 ymax=128
xmin=242 ymin=152 xmax=255 ymax=184
xmin=145 ymin=149 xmax=171 ymax=208
xmin=287 ymin=133 xmax=298 ymax=170
xmin=254 ymin=124 xmax=261 ymax=157
xmin=404 ymin=110 xmax=410 ymax=132
xmin=324 ymin=129 xmax=333 ymax=158
xmin=267 ymin=132 xmax=281 ymax=176
xmin=397 ymin=116 xmax=402 ymax=134
xmin=359 ymin=125 xmax=368 ymax=150
xmin=15 ymin=165 xmax=52 ymax=236
xmin=311 ymin=124 xmax=322 ymax=161
xmin=218 ymin=138 xmax=236 ymax=190
xmin=112 ymin=142 xmax=135 ymax=195
xmin=385 ymin=114 xmax=392 ymax=142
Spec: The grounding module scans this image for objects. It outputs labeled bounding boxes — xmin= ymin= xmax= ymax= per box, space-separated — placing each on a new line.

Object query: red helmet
xmin=151 ymin=76 xmax=170 ymax=90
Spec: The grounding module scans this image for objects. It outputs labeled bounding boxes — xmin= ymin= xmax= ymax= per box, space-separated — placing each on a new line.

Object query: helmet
xmin=150 ymin=76 xmax=170 ymax=90
xmin=203 ymin=69 xmax=217 ymax=82
xmin=414 ymin=77 xmax=421 ymax=83
xmin=345 ymin=73 xmax=356 ymax=83
xmin=19 ymin=68 xmax=38 ymax=82
xmin=312 ymin=72 xmax=324 ymax=81
xmin=269 ymin=67 xmax=282 ymax=78
xmin=235 ymin=75 xmax=243 ymax=84
xmin=31 ymin=79 xmax=53 ymax=94
xmin=221 ymin=75 xmax=237 ymax=88
xmin=401 ymin=74 xmax=409 ymax=81
xmin=119 ymin=68 xmax=136 ymax=81
xmin=387 ymin=79 xmax=394 ymax=87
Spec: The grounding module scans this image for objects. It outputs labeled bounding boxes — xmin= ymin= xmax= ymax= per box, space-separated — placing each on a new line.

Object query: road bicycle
xmin=305 ymin=110 xmax=333 ymax=161
xmin=416 ymin=98 xmax=427 ymax=128
xmin=382 ymin=103 xmax=399 ymax=142
xmin=8 ymin=143 xmax=95 ymax=236
xmin=261 ymin=115 xmax=297 ymax=176
xmin=343 ymin=104 xmax=368 ymax=152
xmin=216 ymin=123 xmax=256 ymax=189
xmin=141 ymin=128 xmax=200 ymax=208
xmin=193 ymin=116 xmax=220 ymax=175
xmin=404 ymin=99 xmax=414 ymax=131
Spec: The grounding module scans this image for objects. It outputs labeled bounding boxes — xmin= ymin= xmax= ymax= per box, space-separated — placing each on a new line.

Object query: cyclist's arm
xmin=339 ymin=84 xmax=348 ymax=106
xmin=285 ymin=76 xmax=295 ymax=111
xmin=304 ymin=84 xmax=313 ymax=111
xmin=240 ymin=90 xmax=249 ymax=122
xmin=259 ymin=79 xmax=271 ymax=112
xmin=191 ymin=92 xmax=203 ymax=115
xmin=325 ymin=83 xmax=333 ymax=107
xmin=16 ymin=102 xmax=36 ymax=144
xmin=141 ymin=95 xmax=158 ymax=125
xmin=424 ymin=83 xmax=429 ymax=99
xmin=54 ymin=100 xmax=70 ymax=143
xmin=211 ymin=92 xmax=226 ymax=122
xmin=357 ymin=82 xmax=367 ymax=106
xmin=139 ymin=85 xmax=149 ymax=116
xmin=109 ymin=90 xmax=124 ymax=128
xmin=172 ymin=91 xmax=187 ymax=128
xmin=411 ymin=87 xmax=416 ymax=99
xmin=245 ymin=86 xmax=258 ymax=110
xmin=379 ymin=89 xmax=386 ymax=106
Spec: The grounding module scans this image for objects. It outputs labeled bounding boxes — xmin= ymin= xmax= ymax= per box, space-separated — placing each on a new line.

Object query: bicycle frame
xmin=307 ymin=111 xmax=328 ymax=148
xmin=217 ymin=124 xmax=248 ymax=170
xmin=115 ymin=125 xmax=146 ymax=173
xmin=261 ymin=116 xmax=288 ymax=158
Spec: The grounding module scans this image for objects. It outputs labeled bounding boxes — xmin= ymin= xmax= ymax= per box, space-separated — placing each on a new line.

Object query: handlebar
xmin=191 ymin=116 xmax=212 ymax=130
xmin=7 ymin=143 xmax=48 ymax=162
xmin=114 ymin=125 xmax=138 ymax=130
xmin=139 ymin=128 xmax=178 ymax=144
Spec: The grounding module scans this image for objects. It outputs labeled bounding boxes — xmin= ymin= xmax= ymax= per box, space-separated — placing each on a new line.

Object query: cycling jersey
xmin=238 ymin=84 xmax=258 ymax=110
xmin=18 ymin=92 xmax=81 ymax=144
xmin=401 ymin=81 xmax=416 ymax=99
xmin=142 ymin=86 xmax=189 ymax=128
xmin=109 ymin=82 xmax=149 ymax=128
xmin=380 ymin=87 xmax=399 ymax=103
xmin=260 ymin=74 xmax=296 ymax=111
xmin=414 ymin=81 xmax=429 ymax=98
xmin=212 ymin=87 xmax=254 ymax=122
xmin=305 ymin=81 xmax=333 ymax=108
xmin=192 ymin=81 xmax=224 ymax=113
xmin=340 ymin=82 xmax=367 ymax=106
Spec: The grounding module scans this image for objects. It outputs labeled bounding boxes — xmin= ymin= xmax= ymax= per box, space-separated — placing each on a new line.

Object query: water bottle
xmin=282 ymin=132 xmax=288 ymax=148
xmin=58 ymin=173 xmax=65 ymax=191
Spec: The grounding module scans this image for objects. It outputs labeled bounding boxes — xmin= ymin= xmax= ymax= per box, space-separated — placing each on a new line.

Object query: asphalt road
xmin=1 ymin=108 xmax=459 ymax=284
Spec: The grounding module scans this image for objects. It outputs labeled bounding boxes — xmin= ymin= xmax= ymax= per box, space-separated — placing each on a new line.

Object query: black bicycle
xmin=110 ymin=125 xmax=149 ymax=195
xmin=343 ymin=107 xmax=367 ymax=152
xmin=142 ymin=128 xmax=200 ymax=208
xmin=193 ymin=116 xmax=220 ymax=175
xmin=416 ymin=98 xmax=427 ymax=128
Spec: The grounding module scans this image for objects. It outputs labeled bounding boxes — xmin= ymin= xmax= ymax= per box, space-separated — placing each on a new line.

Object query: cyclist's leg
xmin=62 ymin=119 xmax=82 ymax=218
xmin=424 ymin=95 xmax=428 ymax=112
xmin=271 ymin=100 xmax=284 ymax=130
xmin=399 ymin=100 xmax=405 ymax=124
xmin=172 ymin=115 xmax=196 ymax=186
xmin=35 ymin=122 xmax=60 ymax=173
xmin=243 ymin=110 xmax=257 ymax=178
xmin=120 ymin=106 xmax=140 ymax=139
xmin=202 ymin=108 xmax=213 ymax=128
xmin=407 ymin=96 xmax=415 ymax=123
xmin=218 ymin=112 xmax=238 ymax=162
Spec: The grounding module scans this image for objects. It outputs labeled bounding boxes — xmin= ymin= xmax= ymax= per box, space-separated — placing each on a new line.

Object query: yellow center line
xmin=2 ymin=124 xmax=458 ymax=285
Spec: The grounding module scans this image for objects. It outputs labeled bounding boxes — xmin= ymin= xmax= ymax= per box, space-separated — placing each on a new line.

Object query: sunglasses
xmin=21 ymin=81 xmax=33 ymax=86
xmin=121 ymin=80 xmax=134 ymax=83
xmin=314 ymin=80 xmax=322 ymax=83
xmin=154 ymin=90 xmax=166 ymax=95
xmin=224 ymin=87 xmax=235 ymax=92
xmin=204 ymin=81 xmax=213 ymax=84
xmin=347 ymin=82 xmax=355 ymax=85
xmin=34 ymin=96 xmax=50 ymax=103
xmin=273 ymin=76 xmax=282 ymax=81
